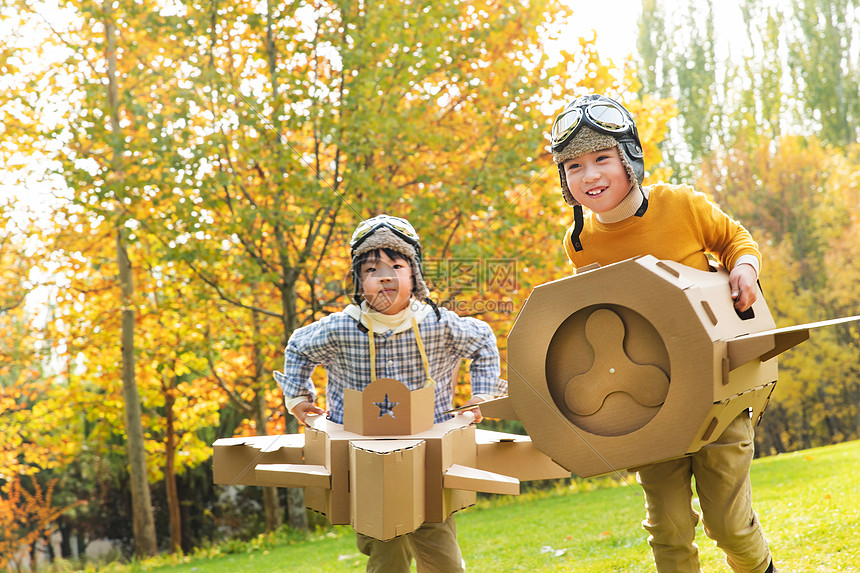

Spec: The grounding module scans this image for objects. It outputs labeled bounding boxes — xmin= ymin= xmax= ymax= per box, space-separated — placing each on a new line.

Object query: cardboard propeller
xmin=213 ymin=377 xmax=569 ymax=541
xmin=495 ymin=255 xmax=860 ymax=478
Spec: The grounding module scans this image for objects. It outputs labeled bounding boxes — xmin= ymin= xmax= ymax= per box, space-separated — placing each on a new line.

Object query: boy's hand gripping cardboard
xmin=212 ymin=378 xmax=569 ymax=541
xmin=491 ymin=255 xmax=860 ymax=478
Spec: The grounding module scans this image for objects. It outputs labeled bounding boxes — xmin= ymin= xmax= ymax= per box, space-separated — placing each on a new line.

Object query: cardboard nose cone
xmin=507 ymin=256 xmax=781 ymax=477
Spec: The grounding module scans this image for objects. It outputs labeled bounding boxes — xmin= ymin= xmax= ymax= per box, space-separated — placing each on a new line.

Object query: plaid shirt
xmin=274 ymin=306 xmax=505 ymax=424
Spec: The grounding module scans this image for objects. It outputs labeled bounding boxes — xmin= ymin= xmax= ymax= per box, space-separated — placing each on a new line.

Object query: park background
xmin=1 ymin=0 xmax=859 ymax=568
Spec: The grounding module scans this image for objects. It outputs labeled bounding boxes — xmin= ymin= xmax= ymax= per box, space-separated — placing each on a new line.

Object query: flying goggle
xmin=550 ymin=98 xmax=637 ymax=152
xmin=350 ymin=214 xmax=422 ymax=261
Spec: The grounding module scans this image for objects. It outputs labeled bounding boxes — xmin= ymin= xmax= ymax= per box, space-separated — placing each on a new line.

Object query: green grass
xmin=127 ymin=440 xmax=860 ymax=573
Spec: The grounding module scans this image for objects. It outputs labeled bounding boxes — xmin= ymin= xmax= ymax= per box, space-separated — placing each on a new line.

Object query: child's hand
xmin=455 ymin=396 xmax=485 ymax=424
xmin=290 ymin=400 xmax=327 ymax=425
xmin=729 ymin=263 xmax=758 ymax=312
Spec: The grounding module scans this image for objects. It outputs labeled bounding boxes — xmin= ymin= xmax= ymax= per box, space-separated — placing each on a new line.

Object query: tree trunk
xmin=164 ymin=378 xmax=182 ymax=552
xmin=280 ymin=277 xmax=307 ymax=530
xmin=262 ymin=2 xmax=307 ymax=530
xmin=255 ymin=392 xmax=283 ymax=532
xmin=106 ymin=1 xmax=157 ymax=553
xmin=250 ymin=307 xmax=284 ymax=532
xmin=816 ymin=385 xmax=841 ymax=442
xmin=853 ymin=381 xmax=860 ymax=439
xmin=116 ymin=229 xmax=158 ymax=557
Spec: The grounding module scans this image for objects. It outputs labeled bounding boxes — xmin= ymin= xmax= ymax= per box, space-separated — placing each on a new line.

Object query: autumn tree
xmin=635 ymin=0 xmax=719 ymax=179
xmin=636 ymin=0 xmax=668 ymax=98
xmin=0 ymin=204 xmax=88 ymax=565
xmin=788 ymin=0 xmax=860 ymax=147
xmin=25 ymin=194 xmax=232 ymax=553
xmin=734 ymin=0 xmax=786 ymax=143
xmin=1 ymin=0 xmax=231 ymax=547
xmin=702 ymin=135 xmax=860 ymax=452
xmin=0 ymin=477 xmax=82 ymax=570
xmin=144 ymin=0 xmax=575 ymax=530
xmin=3 ymin=0 xmax=687 ymax=558
xmin=3 ymin=0 xmax=582 ymax=544
xmin=0 ymin=204 xmax=55 ymax=477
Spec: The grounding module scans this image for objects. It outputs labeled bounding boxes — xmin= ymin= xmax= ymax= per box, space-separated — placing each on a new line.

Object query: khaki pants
xmin=637 ymin=413 xmax=772 ymax=573
xmin=356 ymin=515 xmax=465 ymax=573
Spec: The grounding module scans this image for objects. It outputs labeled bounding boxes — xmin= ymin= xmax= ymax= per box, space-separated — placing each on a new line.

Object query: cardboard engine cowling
xmin=489 ymin=255 xmax=860 ymax=478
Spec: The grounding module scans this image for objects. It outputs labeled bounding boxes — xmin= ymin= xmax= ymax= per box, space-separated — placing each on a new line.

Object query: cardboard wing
xmin=475 ymin=429 xmax=569 ymax=481
xmin=504 ymin=255 xmax=860 ymax=478
xmin=212 ymin=378 xmax=570 ymax=541
xmin=212 ymin=434 xmax=304 ymax=486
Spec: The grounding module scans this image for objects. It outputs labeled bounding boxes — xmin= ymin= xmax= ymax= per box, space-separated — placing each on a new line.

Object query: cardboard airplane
xmin=212 ymin=377 xmax=569 ymax=541
xmin=481 ymin=255 xmax=860 ymax=478
xmin=213 ymin=254 xmax=858 ymax=537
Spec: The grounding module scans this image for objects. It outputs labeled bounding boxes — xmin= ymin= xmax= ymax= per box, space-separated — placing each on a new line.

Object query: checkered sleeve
xmin=273 ymin=315 xmax=339 ymax=403
xmin=440 ymin=309 xmax=506 ymax=397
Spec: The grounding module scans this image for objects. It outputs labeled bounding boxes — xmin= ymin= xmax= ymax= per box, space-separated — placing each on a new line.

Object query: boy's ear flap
xmin=621 ymin=139 xmax=643 ymax=160
xmin=559 ymin=164 xmax=577 ymax=206
xmin=619 ymin=140 xmax=644 ymax=184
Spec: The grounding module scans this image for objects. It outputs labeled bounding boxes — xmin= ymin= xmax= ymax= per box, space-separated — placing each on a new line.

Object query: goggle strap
xmin=570 ymin=205 xmax=584 ymax=252
xmin=634 ymin=195 xmax=648 ymax=218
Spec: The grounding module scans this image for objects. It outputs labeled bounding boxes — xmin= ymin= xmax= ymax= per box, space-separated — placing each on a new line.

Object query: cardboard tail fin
xmin=726 ymin=314 xmax=860 ymax=370
xmin=254 ymin=463 xmax=331 ymax=489
xmin=443 ymin=464 xmax=520 ymax=495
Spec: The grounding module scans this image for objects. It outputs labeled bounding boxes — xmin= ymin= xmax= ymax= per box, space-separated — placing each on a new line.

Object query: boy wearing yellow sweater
xmin=550 ymin=94 xmax=776 ymax=573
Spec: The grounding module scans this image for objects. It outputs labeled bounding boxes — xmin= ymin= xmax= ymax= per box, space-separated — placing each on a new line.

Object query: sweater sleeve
xmin=689 ymin=189 xmax=761 ymax=272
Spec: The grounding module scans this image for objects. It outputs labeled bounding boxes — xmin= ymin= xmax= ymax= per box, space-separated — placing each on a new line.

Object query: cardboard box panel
xmin=446 ymin=395 xmax=519 ymax=421
xmin=211 ymin=379 xmax=580 ymax=540
xmin=718 ymin=354 xmax=778 ymax=403
xmin=687 ymin=381 xmax=777 ymax=454
xmin=349 ymin=440 xmax=425 ymax=541
xmin=302 ymin=425 xmax=333 ymax=519
xmin=306 ymin=414 xmax=480 ymax=527
xmin=421 ymin=421 xmax=477 ymax=523
xmin=344 ymin=378 xmax=435 ymax=436
xmin=446 ymin=424 xmax=479 ymax=520
xmin=474 ymin=395 xmax=519 ymax=420
xmin=546 ymin=305 xmax=671 ymax=437
xmin=303 ymin=421 xmax=360 ymax=525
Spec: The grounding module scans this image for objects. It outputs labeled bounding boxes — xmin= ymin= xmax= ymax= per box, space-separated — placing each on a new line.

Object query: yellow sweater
xmin=563 ymin=184 xmax=760 ymax=272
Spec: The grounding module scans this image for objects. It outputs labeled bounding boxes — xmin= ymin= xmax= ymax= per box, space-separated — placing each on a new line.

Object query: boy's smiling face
xmin=360 ymin=250 xmax=414 ymax=314
xmin=563 ymin=146 xmax=632 ymax=213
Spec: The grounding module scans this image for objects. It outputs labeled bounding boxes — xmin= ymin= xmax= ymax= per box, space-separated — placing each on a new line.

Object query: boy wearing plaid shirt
xmin=274 ymin=214 xmax=506 ymax=573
